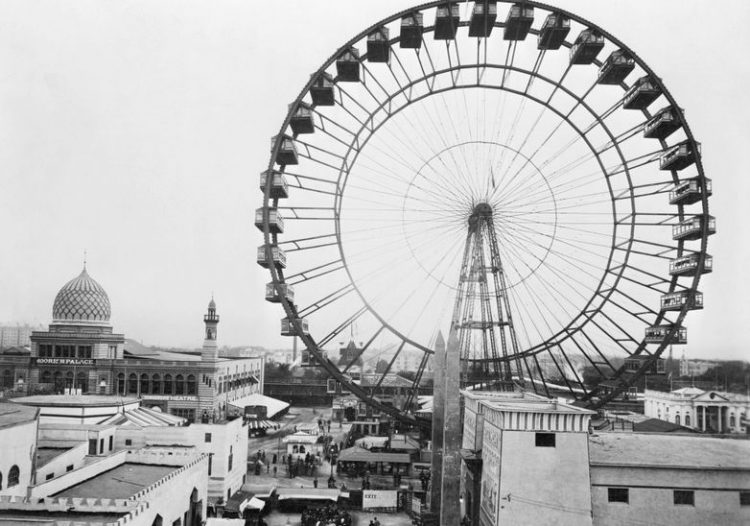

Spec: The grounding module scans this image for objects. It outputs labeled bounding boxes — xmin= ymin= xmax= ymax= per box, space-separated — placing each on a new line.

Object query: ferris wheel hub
xmin=468 ymin=202 xmax=493 ymax=231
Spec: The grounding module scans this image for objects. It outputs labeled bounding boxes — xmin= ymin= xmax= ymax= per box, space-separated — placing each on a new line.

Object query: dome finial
xmin=83 ymin=249 xmax=87 ymax=271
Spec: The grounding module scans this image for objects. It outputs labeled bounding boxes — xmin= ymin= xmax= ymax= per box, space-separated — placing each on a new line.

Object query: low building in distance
xmin=0 ymin=266 xmax=265 ymax=423
xmin=644 ymin=387 xmax=749 ymax=434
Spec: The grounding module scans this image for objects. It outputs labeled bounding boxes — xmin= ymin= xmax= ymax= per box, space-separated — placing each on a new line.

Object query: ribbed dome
xmin=52 ymin=267 xmax=111 ymax=324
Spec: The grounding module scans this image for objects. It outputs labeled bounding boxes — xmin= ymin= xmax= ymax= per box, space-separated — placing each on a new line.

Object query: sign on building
xmin=362 ymin=490 xmax=398 ymax=511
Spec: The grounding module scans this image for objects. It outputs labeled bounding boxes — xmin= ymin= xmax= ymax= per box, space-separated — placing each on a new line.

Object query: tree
xmin=375 ymin=359 xmax=390 ymax=374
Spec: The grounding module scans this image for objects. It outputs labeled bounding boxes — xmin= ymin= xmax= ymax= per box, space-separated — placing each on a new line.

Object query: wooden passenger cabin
xmin=310 ymin=72 xmax=335 ymax=106
xmin=257 ymin=245 xmax=286 ymax=269
xmin=660 ymin=290 xmax=703 ymax=312
xmin=672 ymin=214 xmax=716 ymax=241
xmin=504 ymin=3 xmax=534 ymax=41
xmin=265 ymin=282 xmax=295 ymax=304
xmin=537 ymin=13 xmax=570 ymax=50
xmin=669 ymin=253 xmax=713 ymax=277
xmin=290 ymin=102 xmax=315 ymax=135
xmin=367 ymin=27 xmax=390 ymax=63
xmin=336 ymin=47 xmax=361 ymax=82
xmin=624 ymin=356 xmax=666 ymax=375
xmin=259 ymin=170 xmax=289 ymax=199
xmin=271 ymin=135 xmax=299 ymax=166
xmin=400 ymin=12 xmax=424 ymax=48
xmin=570 ymin=29 xmax=604 ymax=65
xmin=434 ymin=3 xmax=460 ymax=40
xmin=597 ymin=50 xmax=635 ymax=85
xmin=644 ymin=106 xmax=682 ymax=140
xmin=645 ymin=325 xmax=687 ymax=345
xmin=254 ymin=207 xmax=284 ymax=234
xmin=623 ymin=76 xmax=661 ymax=110
xmin=469 ymin=1 xmax=497 ymax=38
xmin=669 ymin=177 xmax=712 ymax=206
xmin=281 ymin=317 xmax=310 ymax=337
xmin=660 ymin=140 xmax=701 ymax=171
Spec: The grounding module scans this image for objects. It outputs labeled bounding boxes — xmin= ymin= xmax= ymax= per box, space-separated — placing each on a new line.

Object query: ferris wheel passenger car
xmin=469 ymin=1 xmax=497 ymax=38
xmin=569 ymin=28 xmax=605 ymax=64
xmin=504 ymin=3 xmax=534 ymax=41
xmin=537 ymin=12 xmax=570 ymax=49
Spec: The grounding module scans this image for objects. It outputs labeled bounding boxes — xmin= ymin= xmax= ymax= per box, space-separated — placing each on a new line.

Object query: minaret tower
xmin=202 ymin=297 xmax=220 ymax=362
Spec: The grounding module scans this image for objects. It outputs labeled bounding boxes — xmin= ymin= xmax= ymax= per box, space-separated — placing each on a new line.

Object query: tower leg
xmin=429 ymin=332 xmax=446 ymax=512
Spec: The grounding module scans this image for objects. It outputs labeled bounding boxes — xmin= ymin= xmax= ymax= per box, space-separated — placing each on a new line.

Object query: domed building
xmin=0 ymin=266 xmax=265 ymax=424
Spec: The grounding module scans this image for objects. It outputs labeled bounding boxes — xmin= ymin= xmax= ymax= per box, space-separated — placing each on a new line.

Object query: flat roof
xmin=0 ymin=403 xmax=38 ymax=429
xmin=0 ymin=510 xmax=124 ymax=525
xmin=589 ymin=432 xmax=750 ymax=470
xmin=53 ymin=463 xmax=178 ymax=499
xmin=12 ymin=395 xmax=139 ymax=408
xmin=337 ymin=447 xmax=411 ymax=464
xmin=36 ymin=447 xmax=73 ymax=467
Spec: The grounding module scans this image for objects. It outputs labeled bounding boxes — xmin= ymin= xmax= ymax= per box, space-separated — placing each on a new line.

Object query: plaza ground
xmin=245 ymin=406 xmax=414 ymax=526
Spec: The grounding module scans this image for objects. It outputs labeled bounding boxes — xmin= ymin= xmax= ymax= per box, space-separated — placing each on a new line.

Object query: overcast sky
xmin=0 ymin=1 xmax=747 ymax=361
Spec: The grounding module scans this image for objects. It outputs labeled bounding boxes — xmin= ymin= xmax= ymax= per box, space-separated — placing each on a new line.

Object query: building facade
xmin=0 ymin=403 xmax=38 ymax=497
xmin=645 ymin=387 xmax=750 ymax=434
xmin=0 ymin=266 xmax=264 ymax=423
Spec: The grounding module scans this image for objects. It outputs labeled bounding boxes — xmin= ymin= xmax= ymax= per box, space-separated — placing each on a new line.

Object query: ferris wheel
xmin=257 ymin=1 xmax=713 ymax=424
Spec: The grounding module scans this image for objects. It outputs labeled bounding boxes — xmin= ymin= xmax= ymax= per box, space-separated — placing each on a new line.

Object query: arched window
xmin=65 ymin=371 xmax=74 ymax=389
xmin=685 ymin=414 xmax=691 ymax=427
xmin=8 ymin=465 xmax=19 ymax=487
xmin=187 ymin=375 xmax=197 ymax=395
xmin=175 ymin=375 xmax=185 ymax=395
xmin=152 ymin=374 xmax=161 ymax=394
xmin=675 ymin=414 xmax=680 ymax=425
xmin=128 ymin=373 xmax=138 ymax=394
xmin=730 ymin=415 xmax=736 ymax=428
xmin=77 ymin=372 xmax=88 ymax=393
xmin=54 ymin=371 xmax=64 ymax=392
xmin=117 ymin=373 xmax=125 ymax=394
xmin=152 ymin=515 xmax=163 ymax=526
xmin=41 ymin=370 xmax=52 ymax=384
xmin=299 ymin=445 xmax=306 ymax=454
xmin=164 ymin=374 xmax=173 ymax=395
xmin=140 ymin=374 xmax=150 ymax=395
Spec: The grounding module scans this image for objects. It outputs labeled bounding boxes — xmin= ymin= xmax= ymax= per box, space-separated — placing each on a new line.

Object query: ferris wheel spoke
xmin=318 ymin=306 xmax=370 ymax=348
xmin=285 ymin=259 xmax=345 ymax=286
xmin=297 ymin=283 xmax=357 ymax=318
xmin=278 ymin=233 xmax=339 ymax=253
xmin=341 ymin=325 xmax=387 ymax=374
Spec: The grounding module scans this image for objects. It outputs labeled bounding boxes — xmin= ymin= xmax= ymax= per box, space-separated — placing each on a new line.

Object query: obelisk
xmin=429 ymin=331 xmax=446 ymax=512
xmin=440 ymin=326 xmax=462 ymax=525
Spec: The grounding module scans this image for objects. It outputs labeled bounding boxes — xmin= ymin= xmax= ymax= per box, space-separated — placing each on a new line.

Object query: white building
xmin=645 ymin=388 xmax=750 ymax=434
xmin=0 ymin=403 xmax=38 ymax=497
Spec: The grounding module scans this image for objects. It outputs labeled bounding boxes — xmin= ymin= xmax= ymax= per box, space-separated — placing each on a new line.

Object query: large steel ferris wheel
xmin=258 ymin=1 xmax=714 ymax=424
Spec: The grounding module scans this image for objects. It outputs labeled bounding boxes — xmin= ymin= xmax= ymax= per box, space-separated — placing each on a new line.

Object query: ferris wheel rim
xmin=260 ymin=1 xmax=712 ymax=413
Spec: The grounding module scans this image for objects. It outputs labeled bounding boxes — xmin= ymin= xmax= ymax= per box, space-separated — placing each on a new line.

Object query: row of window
xmin=117 ymin=373 xmax=198 ymax=396
xmin=40 ymin=370 xmax=89 ymax=392
xmin=38 ymin=344 xmax=92 ymax=358
xmin=0 ymin=466 xmax=20 ymax=489
xmin=608 ymin=488 xmax=750 ymax=506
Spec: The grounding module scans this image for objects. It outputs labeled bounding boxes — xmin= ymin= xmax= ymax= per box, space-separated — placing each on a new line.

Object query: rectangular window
xmin=535 ymin=432 xmax=556 ymax=447
xmin=608 ymin=488 xmax=629 ymax=503
xmin=99 ymin=438 xmax=104 ymax=454
xmin=66 ymin=464 xmax=74 ymax=472
xmin=205 ymin=433 xmax=212 ymax=443
xmin=674 ymin=490 xmax=694 ymax=506
xmin=740 ymin=491 xmax=750 ymax=506
xmin=109 ymin=436 xmax=113 ymax=451
xmin=125 ymin=439 xmax=132 ymax=446
xmin=208 ymin=454 xmax=213 ymax=476
xmin=45 ymin=473 xmax=54 ymax=480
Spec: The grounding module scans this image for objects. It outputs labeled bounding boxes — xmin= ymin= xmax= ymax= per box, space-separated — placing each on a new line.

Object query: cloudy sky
xmin=1 ymin=0 xmax=747 ymax=361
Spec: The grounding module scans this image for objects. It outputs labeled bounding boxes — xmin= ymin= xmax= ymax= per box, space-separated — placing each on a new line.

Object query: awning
xmin=276 ymin=488 xmax=341 ymax=501
xmin=337 ymin=447 xmax=411 ymax=464
xmin=239 ymin=496 xmax=266 ymax=513
xmin=228 ymin=393 xmax=290 ymax=418
xmin=246 ymin=419 xmax=280 ymax=430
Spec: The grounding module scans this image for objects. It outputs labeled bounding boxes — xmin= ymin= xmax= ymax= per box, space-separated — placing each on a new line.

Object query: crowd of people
xmin=299 ymin=503 xmax=352 ymax=526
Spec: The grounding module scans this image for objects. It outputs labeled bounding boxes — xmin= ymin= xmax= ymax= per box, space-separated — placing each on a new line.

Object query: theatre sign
xmin=34 ymin=358 xmax=95 ymax=366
